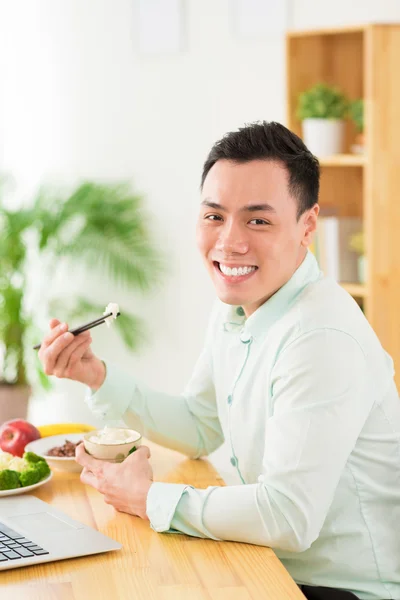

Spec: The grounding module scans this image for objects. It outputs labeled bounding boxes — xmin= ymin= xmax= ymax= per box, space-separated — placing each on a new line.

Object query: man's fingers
xmin=40 ymin=321 xmax=69 ymax=352
xmin=54 ymin=332 xmax=91 ymax=375
xmin=129 ymin=445 xmax=151 ymax=460
xmin=140 ymin=445 xmax=151 ymax=459
xmin=66 ymin=335 xmax=92 ymax=370
xmin=75 ymin=443 xmax=106 ymax=475
xmin=40 ymin=331 xmax=75 ymax=374
xmin=80 ymin=467 xmax=101 ymax=490
xmin=75 ymin=442 xmax=97 ymax=469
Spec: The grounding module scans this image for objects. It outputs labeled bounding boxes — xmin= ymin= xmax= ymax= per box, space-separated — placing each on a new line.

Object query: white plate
xmin=0 ymin=472 xmax=53 ymax=497
xmin=25 ymin=433 xmax=84 ymax=473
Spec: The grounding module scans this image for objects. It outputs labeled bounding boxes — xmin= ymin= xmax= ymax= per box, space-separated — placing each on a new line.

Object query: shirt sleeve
xmin=84 ymin=303 xmax=224 ymax=459
xmin=147 ymin=328 xmax=373 ymax=552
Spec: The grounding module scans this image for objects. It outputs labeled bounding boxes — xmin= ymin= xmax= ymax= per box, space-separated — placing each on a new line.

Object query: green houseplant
xmin=297 ymin=83 xmax=349 ymax=156
xmin=349 ymin=98 xmax=364 ymax=153
xmin=0 ymin=179 xmax=163 ymax=422
xmin=349 ymin=231 xmax=366 ymax=284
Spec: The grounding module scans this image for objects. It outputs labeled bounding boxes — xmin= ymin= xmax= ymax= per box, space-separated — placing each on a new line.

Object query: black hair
xmin=201 ymin=121 xmax=320 ymax=219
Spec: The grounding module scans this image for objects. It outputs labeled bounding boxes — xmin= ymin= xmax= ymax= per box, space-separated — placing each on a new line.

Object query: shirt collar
xmin=222 ymin=250 xmax=322 ymax=341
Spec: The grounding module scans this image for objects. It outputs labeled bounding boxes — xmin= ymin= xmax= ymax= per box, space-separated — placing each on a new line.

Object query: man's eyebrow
xmin=242 ymin=203 xmax=276 ymax=213
xmin=201 ymin=200 xmax=225 ymax=210
xmin=201 ymin=200 xmax=276 ymax=213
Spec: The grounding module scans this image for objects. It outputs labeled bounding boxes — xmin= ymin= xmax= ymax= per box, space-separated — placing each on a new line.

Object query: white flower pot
xmin=358 ymin=255 xmax=367 ymax=284
xmin=302 ymin=118 xmax=345 ymax=157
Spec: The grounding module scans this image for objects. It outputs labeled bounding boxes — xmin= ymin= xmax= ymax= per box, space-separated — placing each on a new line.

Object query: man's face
xmin=196 ymin=159 xmax=318 ymax=317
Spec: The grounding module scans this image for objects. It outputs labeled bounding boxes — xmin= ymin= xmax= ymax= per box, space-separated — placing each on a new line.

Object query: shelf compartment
xmin=319 ymin=166 xmax=363 ymax=218
xmin=286 ymin=30 xmax=364 ymax=153
xmin=340 ymin=283 xmax=367 ymax=298
xmin=319 ymin=154 xmax=366 ymax=167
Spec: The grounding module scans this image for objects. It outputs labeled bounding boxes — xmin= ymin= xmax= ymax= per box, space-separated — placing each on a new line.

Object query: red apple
xmin=0 ymin=419 xmax=41 ymax=457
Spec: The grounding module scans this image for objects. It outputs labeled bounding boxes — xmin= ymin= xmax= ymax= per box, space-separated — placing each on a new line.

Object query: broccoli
xmin=0 ymin=469 xmax=21 ymax=491
xmin=23 ymin=451 xmax=46 ymax=464
xmin=0 ymin=452 xmax=51 ymax=490
xmin=19 ymin=453 xmax=51 ymax=487
xmin=34 ymin=459 xmax=50 ymax=479
xmin=19 ymin=467 xmax=42 ymax=487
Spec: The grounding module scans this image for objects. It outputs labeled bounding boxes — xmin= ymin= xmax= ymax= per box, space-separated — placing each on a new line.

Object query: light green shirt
xmin=86 ymin=251 xmax=400 ymax=600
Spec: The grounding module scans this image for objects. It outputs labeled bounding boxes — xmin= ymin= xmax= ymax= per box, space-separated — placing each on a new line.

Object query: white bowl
xmin=25 ymin=433 xmax=85 ymax=473
xmin=83 ymin=428 xmax=142 ymax=462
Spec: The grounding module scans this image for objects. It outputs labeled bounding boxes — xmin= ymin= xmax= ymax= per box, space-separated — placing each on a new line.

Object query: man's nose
xmin=215 ymin=224 xmax=249 ymax=254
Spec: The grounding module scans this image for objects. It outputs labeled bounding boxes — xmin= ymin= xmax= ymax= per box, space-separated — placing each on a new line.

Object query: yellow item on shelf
xmin=37 ymin=423 xmax=96 ymax=437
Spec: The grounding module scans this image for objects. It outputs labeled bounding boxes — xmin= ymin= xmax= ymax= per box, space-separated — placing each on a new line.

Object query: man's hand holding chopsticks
xmin=38 ymin=319 xmax=106 ymax=390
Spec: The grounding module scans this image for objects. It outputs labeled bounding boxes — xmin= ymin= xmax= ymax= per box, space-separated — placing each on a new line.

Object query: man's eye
xmin=204 ymin=214 xmax=223 ymax=221
xmin=249 ymin=218 xmax=270 ymax=225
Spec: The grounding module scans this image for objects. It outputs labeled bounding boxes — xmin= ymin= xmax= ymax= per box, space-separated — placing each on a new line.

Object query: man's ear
xmin=301 ymin=204 xmax=319 ymax=248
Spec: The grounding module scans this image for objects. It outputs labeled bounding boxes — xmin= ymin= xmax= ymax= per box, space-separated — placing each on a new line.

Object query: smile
xmin=213 ymin=261 xmax=258 ymax=281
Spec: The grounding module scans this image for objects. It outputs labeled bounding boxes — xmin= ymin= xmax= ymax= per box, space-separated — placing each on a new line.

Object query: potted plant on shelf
xmin=0 ymin=179 xmax=163 ymax=424
xmin=349 ymin=98 xmax=364 ymax=154
xmin=297 ymin=83 xmax=349 ymax=156
xmin=349 ymin=231 xmax=366 ymax=284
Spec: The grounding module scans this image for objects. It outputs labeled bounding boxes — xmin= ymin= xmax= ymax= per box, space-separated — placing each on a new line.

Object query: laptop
xmin=0 ymin=494 xmax=121 ymax=570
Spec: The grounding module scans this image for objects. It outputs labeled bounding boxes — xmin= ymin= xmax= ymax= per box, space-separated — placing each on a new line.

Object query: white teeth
xmin=219 ymin=264 xmax=256 ymax=277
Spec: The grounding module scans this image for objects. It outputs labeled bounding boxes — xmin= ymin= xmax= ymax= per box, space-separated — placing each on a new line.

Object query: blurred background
xmin=1 ymin=1 xmax=399 ymax=480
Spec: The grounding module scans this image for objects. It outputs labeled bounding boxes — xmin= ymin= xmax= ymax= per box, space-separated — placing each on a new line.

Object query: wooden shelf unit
xmin=319 ymin=154 xmax=366 ymax=167
xmin=286 ymin=24 xmax=400 ymax=388
xmin=340 ymin=283 xmax=368 ymax=298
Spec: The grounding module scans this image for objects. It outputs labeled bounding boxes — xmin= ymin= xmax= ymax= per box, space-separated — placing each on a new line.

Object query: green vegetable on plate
xmin=0 ymin=469 xmax=22 ymax=490
xmin=0 ymin=451 xmax=51 ymax=490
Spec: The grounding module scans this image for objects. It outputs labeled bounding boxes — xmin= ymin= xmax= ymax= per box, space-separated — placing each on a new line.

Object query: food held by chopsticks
xmin=103 ymin=302 xmax=119 ymax=328
xmin=33 ymin=302 xmax=120 ymax=350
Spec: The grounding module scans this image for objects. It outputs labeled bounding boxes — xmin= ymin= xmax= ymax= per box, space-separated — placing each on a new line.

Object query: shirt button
xmin=236 ymin=306 xmax=245 ymax=316
xmin=230 ymin=456 xmax=237 ymax=467
xmin=240 ymin=333 xmax=253 ymax=344
xmin=227 ymin=394 xmax=233 ymax=405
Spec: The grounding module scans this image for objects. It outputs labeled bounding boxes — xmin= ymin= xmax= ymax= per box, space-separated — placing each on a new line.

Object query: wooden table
xmin=0 ymin=441 xmax=305 ymax=600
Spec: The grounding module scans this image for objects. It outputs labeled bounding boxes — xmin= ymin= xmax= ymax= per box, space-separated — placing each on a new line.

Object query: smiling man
xmin=39 ymin=122 xmax=400 ymax=600
xmin=198 ymin=156 xmax=318 ymax=315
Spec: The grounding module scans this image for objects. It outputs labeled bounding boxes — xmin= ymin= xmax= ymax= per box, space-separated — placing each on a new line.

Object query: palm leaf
xmin=33 ymin=182 xmax=165 ymax=290
xmin=20 ymin=320 xmax=53 ymax=390
xmin=36 ymin=366 xmax=52 ymax=391
xmin=1 ymin=178 xmax=163 ymax=386
xmin=0 ymin=209 xmax=33 ymax=272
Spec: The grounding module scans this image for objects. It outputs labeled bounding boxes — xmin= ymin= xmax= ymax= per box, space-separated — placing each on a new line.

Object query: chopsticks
xmin=33 ymin=312 xmax=121 ymax=350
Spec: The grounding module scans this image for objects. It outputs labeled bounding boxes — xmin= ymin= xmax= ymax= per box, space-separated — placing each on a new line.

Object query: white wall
xmin=2 ymin=0 xmax=287 ymax=426
xmin=292 ymin=0 xmax=400 ymax=28
xmin=1 ymin=0 xmax=400 ymax=478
